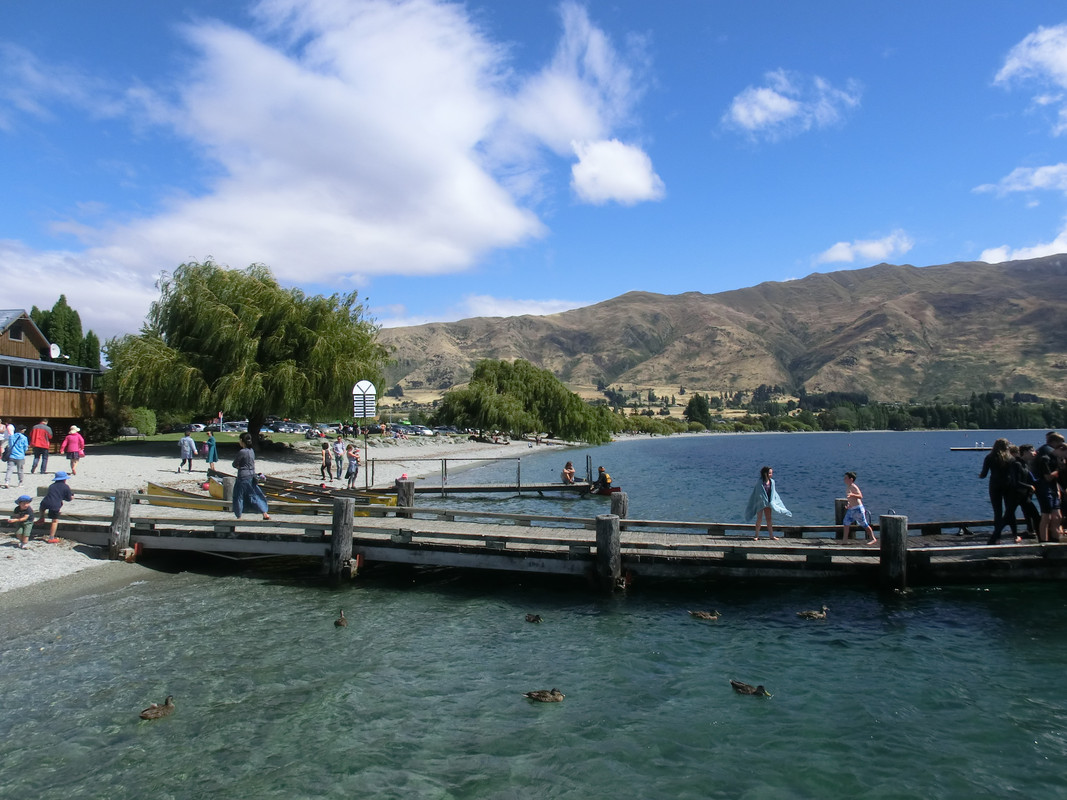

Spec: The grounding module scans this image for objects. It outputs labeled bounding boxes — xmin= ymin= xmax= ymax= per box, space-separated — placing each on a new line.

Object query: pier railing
xmin=364 ymin=456 xmax=521 ymax=491
xmin=44 ymin=486 xmax=1067 ymax=590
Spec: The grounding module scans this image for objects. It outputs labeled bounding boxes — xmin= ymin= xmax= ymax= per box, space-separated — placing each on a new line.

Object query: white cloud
xmin=0 ymin=240 xmax=158 ymax=338
xmin=571 ymin=139 xmax=664 ymax=205
xmin=996 ymin=23 xmax=1067 ymax=135
xmin=974 ymin=162 xmax=1067 ymax=195
xmin=815 ymin=229 xmax=913 ymax=265
xmin=0 ymin=0 xmax=660 ymax=333
xmin=980 ymin=218 xmax=1067 ymax=263
xmin=723 ymin=69 xmax=861 ymax=139
xmin=377 ymin=293 xmax=586 ymax=328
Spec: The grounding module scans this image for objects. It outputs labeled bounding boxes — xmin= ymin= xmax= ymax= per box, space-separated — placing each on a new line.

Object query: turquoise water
xmin=3 ymin=430 xmax=1067 ymax=799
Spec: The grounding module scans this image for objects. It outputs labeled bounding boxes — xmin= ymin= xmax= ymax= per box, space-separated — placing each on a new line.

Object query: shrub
xmin=128 ymin=407 xmax=158 ymax=436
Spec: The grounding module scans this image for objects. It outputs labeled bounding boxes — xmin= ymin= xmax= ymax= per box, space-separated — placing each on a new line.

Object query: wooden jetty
xmin=39 ymin=482 xmax=1067 ymax=591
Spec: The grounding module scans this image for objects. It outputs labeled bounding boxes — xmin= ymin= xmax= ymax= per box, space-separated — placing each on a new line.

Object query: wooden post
xmin=108 ymin=488 xmax=132 ymax=560
xmin=610 ymin=491 xmax=629 ymax=519
xmin=396 ymin=479 xmax=415 ymax=518
xmin=328 ymin=497 xmax=355 ymax=583
xmin=595 ymin=514 xmax=622 ymax=591
xmin=834 ymin=498 xmax=847 ymax=539
xmin=221 ymin=476 xmax=235 ymax=501
xmin=879 ymin=515 xmax=908 ymax=591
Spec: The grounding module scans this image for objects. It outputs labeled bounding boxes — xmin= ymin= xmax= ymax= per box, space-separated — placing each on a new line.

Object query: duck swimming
xmin=797 ymin=605 xmax=828 ymax=620
xmin=688 ymin=610 xmax=720 ymax=620
xmin=335 ymin=609 xmax=348 ymax=627
xmin=525 ymin=614 xmax=543 ymax=623
xmin=140 ymin=695 xmax=176 ymax=719
xmin=523 ymin=688 xmax=565 ymax=702
xmin=730 ymin=680 xmax=771 ymax=697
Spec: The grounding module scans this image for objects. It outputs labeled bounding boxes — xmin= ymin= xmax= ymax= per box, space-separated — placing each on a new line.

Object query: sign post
xmin=352 ymin=381 xmax=377 ymax=489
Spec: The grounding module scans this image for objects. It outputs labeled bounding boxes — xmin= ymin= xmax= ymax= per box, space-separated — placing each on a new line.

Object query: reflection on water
xmin=1 ymin=431 xmax=1065 ymax=799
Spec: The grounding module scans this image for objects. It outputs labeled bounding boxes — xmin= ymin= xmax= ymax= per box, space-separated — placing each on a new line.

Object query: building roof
xmin=0 ymin=309 xmax=49 ymax=351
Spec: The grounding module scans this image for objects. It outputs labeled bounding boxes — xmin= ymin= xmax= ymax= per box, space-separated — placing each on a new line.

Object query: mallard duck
xmin=140 ymin=695 xmax=175 ymax=719
xmin=525 ymin=614 xmax=543 ymax=623
xmin=730 ymin=680 xmax=771 ymax=697
xmin=797 ymin=605 xmax=828 ymax=620
xmin=335 ymin=609 xmax=348 ymax=627
xmin=523 ymin=688 xmax=565 ymax=702
xmin=688 ymin=610 xmax=720 ymax=620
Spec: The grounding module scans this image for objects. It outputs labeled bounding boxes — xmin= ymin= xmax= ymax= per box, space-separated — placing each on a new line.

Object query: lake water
xmin=3 ymin=430 xmax=1066 ymax=799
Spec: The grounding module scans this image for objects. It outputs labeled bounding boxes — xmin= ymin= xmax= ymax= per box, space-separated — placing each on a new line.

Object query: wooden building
xmin=0 ymin=309 xmax=101 ymax=429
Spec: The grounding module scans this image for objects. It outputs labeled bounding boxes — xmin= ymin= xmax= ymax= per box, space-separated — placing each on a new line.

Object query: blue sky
xmin=3 ymin=1 xmax=1067 ymax=339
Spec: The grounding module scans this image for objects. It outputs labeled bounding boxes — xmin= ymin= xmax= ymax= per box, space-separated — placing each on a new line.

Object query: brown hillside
xmin=379 ymin=255 xmax=1067 ymax=402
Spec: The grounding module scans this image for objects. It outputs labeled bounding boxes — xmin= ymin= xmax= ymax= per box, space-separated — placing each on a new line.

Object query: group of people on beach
xmin=1 ymin=418 xmax=85 ymax=489
xmin=979 ymin=431 xmax=1067 ymax=544
xmin=744 ymin=466 xmax=877 ymax=545
xmin=319 ymin=436 xmax=362 ymax=489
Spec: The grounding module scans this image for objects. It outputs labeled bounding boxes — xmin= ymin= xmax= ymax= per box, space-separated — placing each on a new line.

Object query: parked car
xmin=411 ymin=425 xmax=435 ymax=436
xmin=188 ymin=423 xmax=205 ymax=432
xmin=221 ymin=421 xmax=248 ymax=432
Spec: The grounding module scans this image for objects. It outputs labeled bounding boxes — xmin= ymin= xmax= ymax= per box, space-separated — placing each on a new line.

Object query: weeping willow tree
xmin=433 ymin=359 xmax=616 ymax=444
xmin=104 ymin=261 xmax=389 ymax=444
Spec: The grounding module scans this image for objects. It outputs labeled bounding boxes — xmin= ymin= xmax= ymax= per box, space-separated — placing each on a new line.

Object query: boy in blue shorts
xmin=842 ymin=471 xmax=878 ymax=545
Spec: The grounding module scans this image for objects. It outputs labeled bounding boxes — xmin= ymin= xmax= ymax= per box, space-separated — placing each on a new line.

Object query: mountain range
xmin=379 ymin=254 xmax=1067 ymax=403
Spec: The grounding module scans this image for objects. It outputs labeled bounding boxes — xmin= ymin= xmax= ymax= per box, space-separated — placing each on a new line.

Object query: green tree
xmin=31 ymin=295 xmax=101 ymax=368
xmin=683 ymin=393 xmax=712 ymax=428
xmin=433 ymin=359 xmax=613 ymax=443
xmin=104 ymin=261 xmax=389 ymax=444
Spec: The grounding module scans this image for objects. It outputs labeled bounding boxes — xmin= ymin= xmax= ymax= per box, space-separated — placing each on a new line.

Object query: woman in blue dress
xmin=745 ymin=465 xmax=791 ymax=541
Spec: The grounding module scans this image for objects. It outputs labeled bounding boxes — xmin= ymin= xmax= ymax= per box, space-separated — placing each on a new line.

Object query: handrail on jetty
xmin=47 ymin=485 xmax=1067 ymax=592
xmin=365 ymin=456 xmax=520 ymax=492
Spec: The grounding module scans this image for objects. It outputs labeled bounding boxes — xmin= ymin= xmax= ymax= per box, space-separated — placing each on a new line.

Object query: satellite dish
xmin=49 ymin=343 xmax=60 ymax=359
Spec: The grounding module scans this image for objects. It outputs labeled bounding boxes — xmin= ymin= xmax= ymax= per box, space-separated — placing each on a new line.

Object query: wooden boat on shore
xmin=146 ymin=474 xmax=396 ymax=514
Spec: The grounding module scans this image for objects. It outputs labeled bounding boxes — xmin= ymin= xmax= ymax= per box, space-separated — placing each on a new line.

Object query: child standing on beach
xmin=345 ymin=444 xmax=361 ymax=489
xmin=38 ymin=471 xmax=73 ymax=543
xmin=6 ymin=494 xmax=35 ymax=549
xmin=842 ymin=471 xmax=877 ymax=545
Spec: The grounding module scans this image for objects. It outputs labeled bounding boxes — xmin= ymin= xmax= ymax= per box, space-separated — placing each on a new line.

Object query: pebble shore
xmin=0 ymin=433 xmax=567 ymax=595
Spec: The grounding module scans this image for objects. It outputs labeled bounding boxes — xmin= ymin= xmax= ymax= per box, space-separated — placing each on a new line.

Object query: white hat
xmin=69 ymin=425 xmax=80 ymax=433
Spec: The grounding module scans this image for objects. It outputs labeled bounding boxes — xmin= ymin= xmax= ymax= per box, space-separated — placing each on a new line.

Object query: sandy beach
xmin=0 ymin=433 xmax=573 ymax=595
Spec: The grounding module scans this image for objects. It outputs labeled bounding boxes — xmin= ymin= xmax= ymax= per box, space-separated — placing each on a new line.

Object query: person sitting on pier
xmin=560 ymin=461 xmax=576 ymax=484
xmin=590 ymin=466 xmax=612 ymax=493
xmin=842 ymin=471 xmax=877 ymax=545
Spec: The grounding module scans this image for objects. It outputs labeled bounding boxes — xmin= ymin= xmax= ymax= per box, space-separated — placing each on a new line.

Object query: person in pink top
xmin=59 ymin=425 xmax=86 ymax=475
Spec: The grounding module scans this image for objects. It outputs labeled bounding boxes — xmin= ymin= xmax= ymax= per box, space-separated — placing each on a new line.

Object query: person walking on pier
xmin=842 ymin=471 xmax=877 ymax=545
xmin=232 ymin=432 xmax=270 ymax=520
xmin=980 ymin=438 xmax=1016 ymax=544
xmin=745 ymin=465 xmax=791 ymax=540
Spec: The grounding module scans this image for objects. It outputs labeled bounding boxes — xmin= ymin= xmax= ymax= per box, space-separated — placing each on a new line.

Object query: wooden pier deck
xmin=42 ymin=485 xmax=1067 ymax=590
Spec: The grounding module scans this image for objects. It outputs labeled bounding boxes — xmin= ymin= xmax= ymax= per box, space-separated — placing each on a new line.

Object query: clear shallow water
xmin=3 ymin=430 xmax=1066 ymax=799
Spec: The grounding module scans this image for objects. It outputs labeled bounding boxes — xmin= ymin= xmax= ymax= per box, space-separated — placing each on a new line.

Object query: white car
xmin=411 ymin=425 xmax=435 ymax=436
xmin=188 ymin=423 xmax=205 ymax=432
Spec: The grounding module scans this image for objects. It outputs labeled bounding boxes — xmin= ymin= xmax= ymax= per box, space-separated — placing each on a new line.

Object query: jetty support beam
xmin=108 ymin=488 xmax=132 ymax=560
xmin=879 ymin=515 xmax=908 ymax=591
xmin=610 ymin=491 xmax=629 ymax=520
xmin=328 ymin=497 xmax=355 ymax=583
xmin=595 ymin=514 xmax=622 ymax=591
xmin=396 ymin=479 xmax=415 ymax=518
